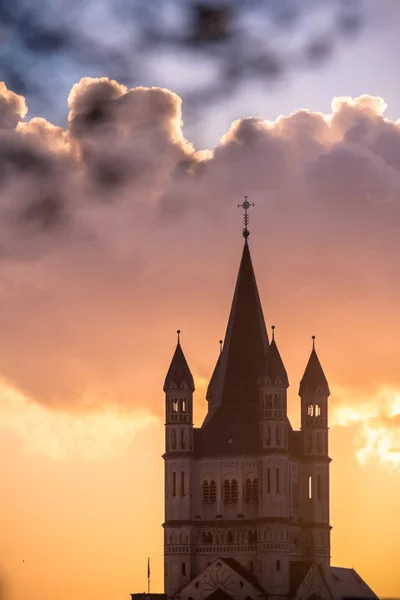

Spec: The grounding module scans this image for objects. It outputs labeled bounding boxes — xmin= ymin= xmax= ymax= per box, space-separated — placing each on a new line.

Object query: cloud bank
xmin=0 ymin=78 xmax=399 ymax=467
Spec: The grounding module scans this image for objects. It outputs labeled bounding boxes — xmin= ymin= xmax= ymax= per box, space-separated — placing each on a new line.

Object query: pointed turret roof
xmin=299 ymin=343 xmax=329 ymax=396
xmin=206 ymin=342 xmax=223 ymax=402
xmin=211 ymin=241 xmax=269 ymax=409
xmin=258 ymin=332 xmax=289 ymax=387
xmin=163 ymin=333 xmax=195 ymax=392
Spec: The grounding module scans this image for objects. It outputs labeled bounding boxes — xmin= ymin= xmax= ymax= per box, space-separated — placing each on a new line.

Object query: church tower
xmin=256 ymin=328 xmax=291 ymax=596
xmin=163 ymin=331 xmax=195 ymax=596
xmin=156 ymin=199 xmax=378 ymax=600
xmin=299 ymin=338 xmax=331 ymax=581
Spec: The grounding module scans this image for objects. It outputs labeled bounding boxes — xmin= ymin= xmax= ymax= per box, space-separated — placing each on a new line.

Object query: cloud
xmin=331 ymin=389 xmax=400 ymax=470
xmin=0 ymin=80 xmax=399 ymax=439
xmin=0 ymin=82 xmax=27 ymax=130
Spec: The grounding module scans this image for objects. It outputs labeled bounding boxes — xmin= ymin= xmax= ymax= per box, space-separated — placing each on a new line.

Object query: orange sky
xmin=0 ymin=81 xmax=399 ymax=599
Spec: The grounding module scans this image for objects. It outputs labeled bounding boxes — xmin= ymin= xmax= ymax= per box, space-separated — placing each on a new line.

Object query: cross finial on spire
xmin=312 ymin=335 xmax=315 ymax=350
xmin=177 ymin=329 xmax=181 ymax=344
xmin=237 ymin=195 xmax=255 ymax=242
xmin=271 ymin=325 xmax=275 ymax=341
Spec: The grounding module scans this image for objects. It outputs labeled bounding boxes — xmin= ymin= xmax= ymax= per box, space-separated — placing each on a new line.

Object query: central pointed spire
xmin=209 ymin=239 xmax=269 ymax=412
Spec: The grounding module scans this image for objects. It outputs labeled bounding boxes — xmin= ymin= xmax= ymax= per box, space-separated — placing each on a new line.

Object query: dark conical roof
xmin=163 ymin=341 xmax=195 ymax=392
xmin=206 ymin=350 xmax=222 ymax=401
xmin=199 ymin=241 xmax=269 ymax=454
xmin=299 ymin=348 xmax=329 ymax=396
xmin=211 ymin=241 xmax=269 ymax=409
xmin=258 ymin=338 xmax=289 ymax=387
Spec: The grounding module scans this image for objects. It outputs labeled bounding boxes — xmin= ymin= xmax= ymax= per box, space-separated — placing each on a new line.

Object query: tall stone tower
xmin=157 ymin=210 xmax=377 ymax=600
xmin=163 ymin=333 xmax=195 ymax=596
xmin=299 ymin=341 xmax=331 ymax=582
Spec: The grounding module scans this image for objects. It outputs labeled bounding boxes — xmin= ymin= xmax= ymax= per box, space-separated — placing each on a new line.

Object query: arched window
xmin=276 ymin=560 xmax=281 ymax=571
xmin=172 ymin=399 xmax=179 ymax=412
xmin=181 ymin=398 xmax=186 ymax=412
xmin=227 ymin=530 xmax=233 ymax=543
xmin=267 ymin=394 xmax=273 ymax=409
xmin=223 ymin=480 xmax=230 ymax=503
xmin=315 ymin=404 xmax=321 ymax=417
xmin=181 ymin=562 xmax=186 ymax=576
xmin=266 ymin=425 xmax=271 ymax=445
xmin=276 ymin=426 xmax=281 ymax=445
xmin=245 ymin=478 xmax=253 ymax=503
xmin=274 ymin=394 xmax=281 ymax=408
xmin=181 ymin=471 xmax=185 ymax=497
xmin=231 ymin=479 xmax=238 ymax=503
xmin=307 ymin=404 xmax=314 ymax=416
xmin=253 ymin=478 xmax=259 ymax=503
xmin=180 ymin=429 xmax=186 ymax=449
xmin=202 ymin=480 xmax=210 ymax=503
xmin=210 ymin=480 xmax=217 ymax=503
xmin=171 ymin=429 xmax=176 ymax=449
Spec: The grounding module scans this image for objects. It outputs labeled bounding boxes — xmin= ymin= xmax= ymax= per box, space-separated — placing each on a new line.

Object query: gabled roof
xmin=258 ymin=337 xmax=289 ymax=387
xmin=299 ymin=347 xmax=330 ymax=397
xmin=330 ymin=566 xmax=379 ymax=599
xmin=163 ymin=341 xmax=195 ymax=392
xmin=290 ymin=561 xmax=313 ymax=596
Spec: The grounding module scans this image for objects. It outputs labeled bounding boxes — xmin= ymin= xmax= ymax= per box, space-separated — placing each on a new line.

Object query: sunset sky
xmin=1 ymin=2 xmax=400 ymax=600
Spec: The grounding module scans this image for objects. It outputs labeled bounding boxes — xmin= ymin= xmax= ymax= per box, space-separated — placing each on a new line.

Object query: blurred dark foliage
xmin=0 ymin=0 xmax=366 ymax=114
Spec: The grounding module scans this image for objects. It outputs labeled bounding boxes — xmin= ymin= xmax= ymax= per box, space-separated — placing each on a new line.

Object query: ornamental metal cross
xmin=237 ymin=196 xmax=255 ymax=240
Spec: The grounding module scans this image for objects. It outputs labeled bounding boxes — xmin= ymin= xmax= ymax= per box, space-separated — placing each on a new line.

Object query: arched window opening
xmin=253 ymin=478 xmax=259 ymax=503
xmin=276 ymin=468 xmax=280 ymax=493
xmin=231 ymin=479 xmax=238 ymax=503
xmin=210 ymin=480 xmax=217 ymax=503
xmin=308 ymin=475 xmax=312 ymax=499
xmin=315 ymin=404 xmax=321 ymax=417
xmin=202 ymin=480 xmax=210 ymax=503
xmin=223 ymin=479 xmax=231 ymax=503
xmin=245 ymin=478 xmax=253 ymax=503
xmin=172 ymin=472 xmax=176 ymax=496
xmin=181 ymin=562 xmax=186 ymax=576
xmin=171 ymin=429 xmax=176 ymax=449
xmin=274 ymin=394 xmax=281 ymax=408
xmin=181 ymin=471 xmax=185 ymax=497
xmin=267 ymin=394 xmax=273 ymax=409
xmin=266 ymin=425 xmax=271 ymax=446
xmin=276 ymin=560 xmax=281 ymax=571
xmin=307 ymin=404 xmax=314 ymax=416
xmin=172 ymin=399 xmax=179 ymax=412
xmin=227 ymin=530 xmax=233 ymax=543
xmin=276 ymin=426 xmax=281 ymax=445
xmin=267 ymin=468 xmax=271 ymax=493
xmin=181 ymin=398 xmax=186 ymax=412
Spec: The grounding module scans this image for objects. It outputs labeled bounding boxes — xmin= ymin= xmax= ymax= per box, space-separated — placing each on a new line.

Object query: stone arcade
xmin=134 ymin=214 xmax=379 ymax=600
